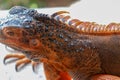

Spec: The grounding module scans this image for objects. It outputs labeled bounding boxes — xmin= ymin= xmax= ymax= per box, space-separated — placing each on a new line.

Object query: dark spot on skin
xmin=36 ymin=22 xmax=44 ymax=27
xmin=26 ymin=29 xmax=36 ymax=36
xmin=34 ymin=13 xmax=50 ymax=20
xmin=54 ymin=49 xmax=57 ymax=52
xmin=59 ymin=34 xmax=64 ymax=38
xmin=53 ymin=40 xmax=59 ymax=45
xmin=6 ymin=31 xmax=14 ymax=36
xmin=47 ymin=43 xmax=51 ymax=48
xmin=28 ymin=9 xmax=37 ymax=16
xmin=48 ymin=38 xmax=54 ymax=42
xmin=38 ymin=14 xmax=49 ymax=18
xmin=68 ymin=34 xmax=73 ymax=39
xmin=79 ymin=48 xmax=84 ymax=52
xmin=45 ymin=25 xmax=49 ymax=32
xmin=48 ymin=32 xmax=54 ymax=37
xmin=59 ymin=42 xmax=63 ymax=47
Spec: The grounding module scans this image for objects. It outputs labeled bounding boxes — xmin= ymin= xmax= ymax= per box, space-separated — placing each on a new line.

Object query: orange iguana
xmin=0 ymin=6 xmax=120 ymax=80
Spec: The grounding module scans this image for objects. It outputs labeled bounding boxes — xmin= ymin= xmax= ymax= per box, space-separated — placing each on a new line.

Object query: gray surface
xmin=0 ymin=0 xmax=120 ymax=80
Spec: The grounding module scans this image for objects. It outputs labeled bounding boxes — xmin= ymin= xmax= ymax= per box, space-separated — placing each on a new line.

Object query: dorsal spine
xmin=51 ymin=11 xmax=120 ymax=35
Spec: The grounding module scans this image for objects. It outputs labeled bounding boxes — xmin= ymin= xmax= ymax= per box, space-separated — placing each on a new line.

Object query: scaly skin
xmin=0 ymin=6 xmax=120 ymax=80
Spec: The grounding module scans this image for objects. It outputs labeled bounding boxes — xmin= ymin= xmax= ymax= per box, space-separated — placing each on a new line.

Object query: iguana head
xmin=0 ymin=6 xmax=50 ymax=61
xmin=0 ymin=6 xmax=74 ymax=62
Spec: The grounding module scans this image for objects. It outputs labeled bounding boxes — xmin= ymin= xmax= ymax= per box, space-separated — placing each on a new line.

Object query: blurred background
xmin=0 ymin=0 xmax=79 ymax=9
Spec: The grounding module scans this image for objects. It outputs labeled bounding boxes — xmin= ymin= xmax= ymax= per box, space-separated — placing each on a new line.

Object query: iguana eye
xmin=6 ymin=31 xmax=14 ymax=36
xmin=3 ymin=28 xmax=15 ymax=37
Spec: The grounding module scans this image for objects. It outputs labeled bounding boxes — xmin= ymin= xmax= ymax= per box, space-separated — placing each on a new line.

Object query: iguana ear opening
xmin=29 ymin=39 xmax=41 ymax=48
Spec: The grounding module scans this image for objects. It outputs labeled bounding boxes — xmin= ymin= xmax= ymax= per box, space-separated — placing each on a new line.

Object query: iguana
xmin=0 ymin=6 xmax=120 ymax=80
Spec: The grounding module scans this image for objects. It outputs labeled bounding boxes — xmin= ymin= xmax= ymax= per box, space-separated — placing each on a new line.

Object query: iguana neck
xmin=34 ymin=16 xmax=95 ymax=55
